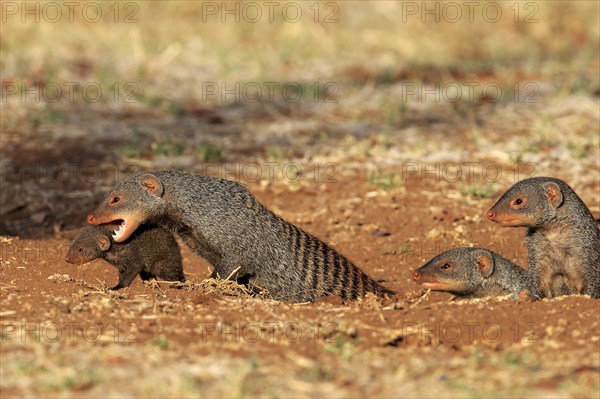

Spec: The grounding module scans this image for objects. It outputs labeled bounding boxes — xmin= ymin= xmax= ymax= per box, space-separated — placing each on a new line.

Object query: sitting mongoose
xmin=487 ymin=177 xmax=600 ymax=299
xmin=85 ymin=170 xmax=395 ymax=302
xmin=65 ymin=223 xmax=185 ymax=290
xmin=412 ymin=247 xmax=527 ymax=298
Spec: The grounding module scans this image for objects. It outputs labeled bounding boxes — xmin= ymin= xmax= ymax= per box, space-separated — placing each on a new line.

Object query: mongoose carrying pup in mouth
xmin=65 ymin=223 xmax=185 ymax=290
xmin=86 ymin=170 xmax=395 ymax=302
xmin=487 ymin=177 xmax=600 ymax=299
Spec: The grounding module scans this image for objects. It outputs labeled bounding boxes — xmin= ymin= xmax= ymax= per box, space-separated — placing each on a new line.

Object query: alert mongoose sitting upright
xmin=65 ymin=223 xmax=185 ymax=290
xmin=412 ymin=247 xmax=527 ymax=298
xmin=85 ymin=170 xmax=395 ymax=302
xmin=487 ymin=177 xmax=600 ymax=299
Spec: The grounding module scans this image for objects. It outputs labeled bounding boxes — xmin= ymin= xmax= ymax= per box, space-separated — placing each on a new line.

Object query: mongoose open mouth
xmin=105 ymin=218 xmax=141 ymax=243
xmin=88 ymin=212 xmax=143 ymax=243
xmin=90 ymin=218 xmax=140 ymax=243
xmin=112 ymin=220 xmax=127 ymax=241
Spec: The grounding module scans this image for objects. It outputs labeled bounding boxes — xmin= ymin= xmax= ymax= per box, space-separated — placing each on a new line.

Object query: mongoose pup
xmin=412 ymin=248 xmax=527 ymax=298
xmin=85 ymin=170 xmax=395 ymax=302
xmin=487 ymin=177 xmax=600 ymax=299
xmin=65 ymin=223 xmax=185 ymax=290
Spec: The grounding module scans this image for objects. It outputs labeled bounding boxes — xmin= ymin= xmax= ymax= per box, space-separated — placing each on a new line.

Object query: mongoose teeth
xmin=112 ymin=221 xmax=127 ymax=240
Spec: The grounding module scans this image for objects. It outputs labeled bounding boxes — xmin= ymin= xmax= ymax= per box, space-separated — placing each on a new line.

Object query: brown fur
xmin=66 ymin=223 xmax=185 ymax=290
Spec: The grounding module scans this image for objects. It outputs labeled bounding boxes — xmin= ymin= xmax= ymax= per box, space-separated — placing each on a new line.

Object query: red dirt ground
xmin=2 ymin=170 xmax=599 ymax=397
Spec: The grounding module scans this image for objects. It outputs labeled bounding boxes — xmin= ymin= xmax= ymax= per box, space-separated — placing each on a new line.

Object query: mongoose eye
xmin=513 ymin=198 xmax=523 ymax=205
xmin=78 ymin=247 xmax=83 ymax=252
xmin=111 ymin=196 xmax=120 ymax=204
xmin=440 ymin=263 xmax=451 ymax=270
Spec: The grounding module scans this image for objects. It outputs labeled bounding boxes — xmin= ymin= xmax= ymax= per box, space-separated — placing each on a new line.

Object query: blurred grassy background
xmin=2 ymin=1 xmax=598 ymax=104
xmin=1 ymin=1 xmax=599 ymax=79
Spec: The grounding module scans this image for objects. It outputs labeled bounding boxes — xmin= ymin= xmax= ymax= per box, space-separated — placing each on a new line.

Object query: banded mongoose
xmin=85 ymin=170 xmax=395 ymax=302
xmin=65 ymin=223 xmax=185 ymax=290
xmin=412 ymin=247 xmax=527 ymax=298
xmin=487 ymin=177 xmax=600 ymax=299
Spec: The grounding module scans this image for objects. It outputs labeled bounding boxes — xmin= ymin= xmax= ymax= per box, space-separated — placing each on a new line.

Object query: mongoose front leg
xmin=564 ymin=259 xmax=587 ymax=294
xmin=110 ymin=266 xmax=141 ymax=290
xmin=537 ymin=270 xmax=555 ymax=299
xmin=156 ymin=260 xmax=186 ymax=283
xmin=527 ymin=274 xmax=542 ymax=300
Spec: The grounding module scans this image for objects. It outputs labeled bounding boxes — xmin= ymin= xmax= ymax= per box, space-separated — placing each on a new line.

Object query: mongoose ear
xmin=475 ymin=250 xmax=494 ymax=278
xmin=139 ymin=173 xmax=164 ymax=197
xmin=542 ymin=182 xmax=563 ymax=209
xmin=98 ymin=236 xmax=111 ymax=251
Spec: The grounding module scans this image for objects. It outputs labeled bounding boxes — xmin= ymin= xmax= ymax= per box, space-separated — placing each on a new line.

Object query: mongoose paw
xmin=517 ymin=290 xmax=534 ymax=302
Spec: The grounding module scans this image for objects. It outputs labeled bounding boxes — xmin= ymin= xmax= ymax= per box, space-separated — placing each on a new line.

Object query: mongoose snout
xmin=412 ymin=271 xmax=421 ymax=282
